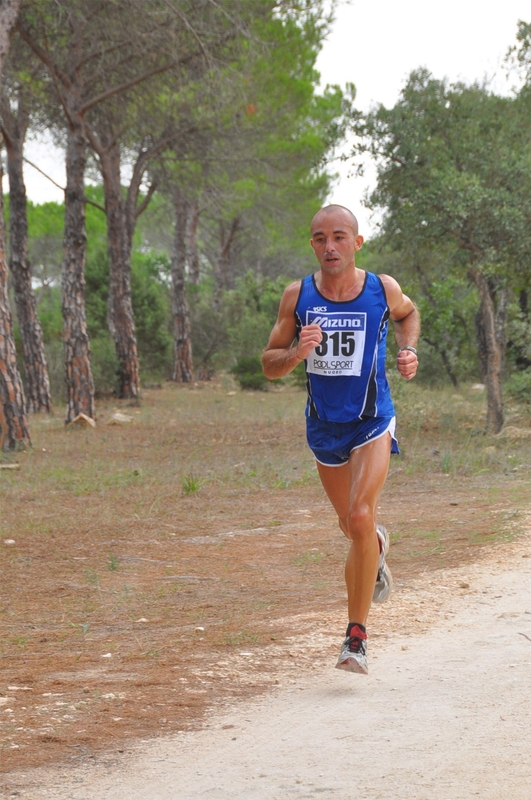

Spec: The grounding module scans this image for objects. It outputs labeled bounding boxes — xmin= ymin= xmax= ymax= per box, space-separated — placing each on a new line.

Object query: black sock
xmin=346 ymin=622 xmax=366 ymax=638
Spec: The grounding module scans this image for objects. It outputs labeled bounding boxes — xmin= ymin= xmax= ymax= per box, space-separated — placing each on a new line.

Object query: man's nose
xmin=324 ymin=238 xmax=337 ymax=252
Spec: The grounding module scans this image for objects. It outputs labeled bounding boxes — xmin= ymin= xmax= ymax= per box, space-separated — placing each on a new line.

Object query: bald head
xmin=311 ymin=205 xmax=359 ymax=237
xmin=309 ymin=204 xmax=364 ymax=273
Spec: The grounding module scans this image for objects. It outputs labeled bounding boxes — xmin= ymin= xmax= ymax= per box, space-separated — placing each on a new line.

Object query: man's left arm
xmin=380 ymin=274 xmax=420 ymax=381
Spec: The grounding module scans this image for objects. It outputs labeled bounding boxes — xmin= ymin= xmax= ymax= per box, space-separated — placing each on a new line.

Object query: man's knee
xmin=338 ymin=516 xmax=350 ymax=539
xmin=344 ymin=504 xmax=375 ymax=541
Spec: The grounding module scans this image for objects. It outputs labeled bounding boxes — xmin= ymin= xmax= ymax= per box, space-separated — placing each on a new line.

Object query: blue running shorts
xmin=306 ymin=416 xmax=399 ymax=467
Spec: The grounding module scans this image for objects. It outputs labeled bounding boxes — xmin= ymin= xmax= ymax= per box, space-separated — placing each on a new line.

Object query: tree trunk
xmin=512 ymin=290 xmax=531 ymax=369
xmin=217 ymin=216 xmax=239 ymax=294
xmin=471 ymin=270 xmax=505 ymax=434
xmin=494 ymin=281 xmax=508 ymax=376
xmin=423 ymin=337 xmax=459 ymax=388
xmin=62 ymin=124 xmax=95 ymax=423
xmin=0 ymin=0 xmax=29 ymax=448
xmin=187 ymin=199 xmax=200 ymax=285
xmin=171 ymin=191 xmax=193 ymax=383
xmin=100 ymin=141 xmax=140 ymax=400
xmin=0 ymin=0 xmax=22 ymax=82
xmin=0 ymin=158 xmax=30 ymax=450
xmin=3 ymin=100 xmax=52 ymax=412
xmin=474 ymin=308 xmax=488 ymax=383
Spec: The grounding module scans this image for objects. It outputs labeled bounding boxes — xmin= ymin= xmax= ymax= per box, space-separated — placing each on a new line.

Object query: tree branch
xmin=22 ymin=156 xmax=106 ymax=213
xmin=23 ymin=156 xmax=65 ymax=193
xmin=75 ymin=34 xmax=139 ymax=71
xmin=79 ymin=62 xmax=175 ymax=115
xmin=16 ymin=23 xmax=72 ymax=93
xmin=125 ymin=131 xmax=181 ymax=226
xmin=84 ymin=195 xmax=106 ymax=213
xmin=135 ymin=181 xmax=158 ymax=218
xmin=16 ymin=23 xmax=79 ymax=129
xmin=163 ymin=0 xmax=211 ymax=65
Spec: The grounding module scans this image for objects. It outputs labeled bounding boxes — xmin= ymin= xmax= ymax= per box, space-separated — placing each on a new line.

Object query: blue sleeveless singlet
xmin=294 ymin=271 xmax=395 ymax=423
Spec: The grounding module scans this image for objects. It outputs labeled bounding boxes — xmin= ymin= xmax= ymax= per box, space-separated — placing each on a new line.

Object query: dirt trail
xmin=4 ymin=531 xmax=531 ymax=800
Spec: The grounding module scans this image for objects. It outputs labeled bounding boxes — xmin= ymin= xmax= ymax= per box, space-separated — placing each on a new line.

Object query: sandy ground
xmin=4 ymin=530 xmax=531 ymax=800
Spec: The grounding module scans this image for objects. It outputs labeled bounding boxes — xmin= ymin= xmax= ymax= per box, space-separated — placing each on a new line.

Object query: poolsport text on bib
xmin=305 ymin=310 xmax=367 ymax=376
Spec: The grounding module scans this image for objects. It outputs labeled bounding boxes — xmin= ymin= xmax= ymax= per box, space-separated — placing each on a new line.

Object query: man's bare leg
xmin=316 ymin=434 xmax=392 ymax=625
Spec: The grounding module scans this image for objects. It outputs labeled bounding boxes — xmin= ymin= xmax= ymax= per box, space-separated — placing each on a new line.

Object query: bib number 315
xmin=315 ymin=330 xmax=356 ymax=357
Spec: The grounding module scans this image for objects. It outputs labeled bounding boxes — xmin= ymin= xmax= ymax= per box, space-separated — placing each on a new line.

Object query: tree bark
xmin=0 ymin=157 xmax=30 ymax=450
xmin=62 ymin=123 xmax=95 ymax=423
xmin=0 ymin=0 xmax=29 ymax=449
xmin=88 ymin=127 xmax=175 ymax=398
xmin=423 ymin=337 xmax=459 ymax=388
xmin=99 ymin=139 xmax=140 ymax=399
xmin=171 ymin=191 xmax=193 ymax=383
xmin=2 ymin=93 xmax=52 ymax=412
xmin=474 ymin=308 xmax=488 ymax=384
xmin=0 ymin=0 xmax=22 ymax=83
xmin=494 ymin=281 xmax=508 ymax=377
xmin=471 ymin=270 xmax=505 ymax=434
xmin=511 ymin=290 xmax=531 ymax=369
xmin=187 ymin=199 xmax=200 ymax=286
xmin=217 ymin=216 xmax=239 ymax=294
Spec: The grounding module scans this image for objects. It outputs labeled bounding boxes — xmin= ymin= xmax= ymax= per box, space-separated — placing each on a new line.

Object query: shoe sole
xmin=373 ymin=563 xmax=393 ymax=603
xmin=335 ymin=656 xmax=368 ymax=675
xmin=373 ymin=524 xmax=392 ymax=603
xmin=376 ymin=524 xmax=389 ymax=559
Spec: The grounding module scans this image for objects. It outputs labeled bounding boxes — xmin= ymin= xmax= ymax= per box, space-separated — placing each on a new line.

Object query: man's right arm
xmin=262 ymin=281 xmax=323 ymax=379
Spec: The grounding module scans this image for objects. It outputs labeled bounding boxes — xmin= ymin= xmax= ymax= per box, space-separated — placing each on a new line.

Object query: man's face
xmin=310 ymin=210 xmax=363 ymax=276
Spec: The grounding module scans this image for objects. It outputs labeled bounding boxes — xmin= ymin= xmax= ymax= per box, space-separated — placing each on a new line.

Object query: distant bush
xmin=231 ymin=356 xmax=270 ymax=391
xmin=131 ymin=252 xmax=172 ymax=379
xmin=290 ymin=360 xmax=307 ymax=388
xmin=505 ymin=369 xmax=531 ymax=406
xmin=43 ymin=340 xmax=65 ymax=403
xmin=225 ymin=273 xmax=289 ymax=364
xmin=91 ymin=334 xmax=120 ymax=396
xmin=189 ymin=272 xmax=289 ymax=376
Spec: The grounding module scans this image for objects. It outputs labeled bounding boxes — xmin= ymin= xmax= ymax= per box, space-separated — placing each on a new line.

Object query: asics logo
xmin=312 ymin=306 xmax=327 ymax=312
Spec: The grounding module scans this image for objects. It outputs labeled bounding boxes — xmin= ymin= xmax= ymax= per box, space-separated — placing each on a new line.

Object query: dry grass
xmin=1 ymin=378 xmax=530 ymax=773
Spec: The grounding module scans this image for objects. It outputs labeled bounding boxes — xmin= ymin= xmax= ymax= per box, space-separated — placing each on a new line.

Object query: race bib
xmin=305 ymin=310 xmax=367 ymax=376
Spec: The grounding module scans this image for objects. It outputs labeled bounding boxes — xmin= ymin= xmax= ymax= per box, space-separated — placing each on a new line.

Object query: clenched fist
xmin=296 ymin=324 xmax=323 ymax=360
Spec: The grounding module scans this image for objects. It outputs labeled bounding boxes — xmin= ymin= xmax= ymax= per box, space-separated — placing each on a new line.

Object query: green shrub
xmin=44 ymin=339 xmax=66 ymax=403
xmin=91 ymin=334 xmax=120 ymax=396
xmin=189 ymin=273 xmax=290 ymax=376
xmin=131 ymin=252 xmax=173 ymax=379
xmin=290 ymin=360 xmax=307 ymax=388
xmin=231 ymin=356 xmax=270 ymax=391
xmin=505 ymin=369 xmax=531 ymax=406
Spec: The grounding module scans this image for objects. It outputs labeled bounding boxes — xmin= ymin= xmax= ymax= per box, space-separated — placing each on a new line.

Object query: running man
xmin=262 ymin=205 xmax=420 ymax=674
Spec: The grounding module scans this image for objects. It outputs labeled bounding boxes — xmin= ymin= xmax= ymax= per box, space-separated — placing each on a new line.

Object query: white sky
xmin=21 ymin=0 xmax=531 ymax=237
xmin=316 ymin=0 xmax=530 ymax=235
